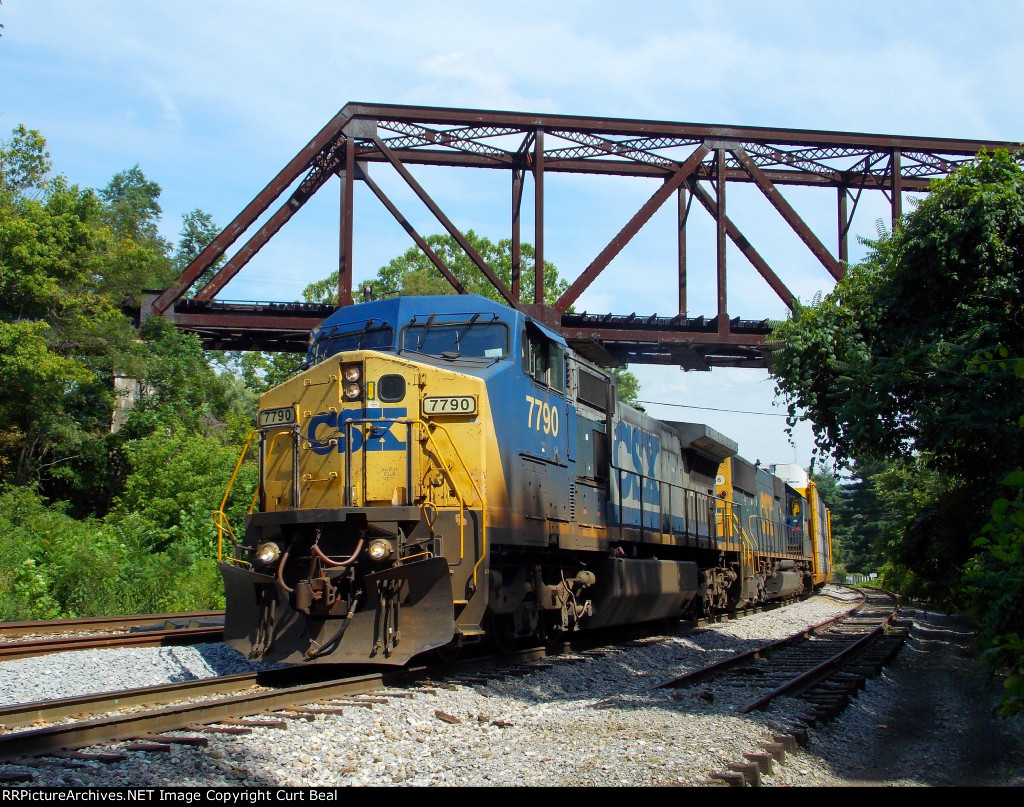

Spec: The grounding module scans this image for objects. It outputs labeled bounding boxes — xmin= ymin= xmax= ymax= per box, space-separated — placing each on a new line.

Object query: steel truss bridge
xmin=145 ymin=103 xmax=1022 ymax=370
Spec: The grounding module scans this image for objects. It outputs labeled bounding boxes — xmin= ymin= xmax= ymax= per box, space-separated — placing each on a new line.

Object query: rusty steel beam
xmin=360 ymin=172 xmax=466 ymax=294
xmin=715 ymin=148 xmax=728 ymax=329
xmin=151 ymin=108 xmax=358 ymax=313
xmin=677 ymin=186 xmax=689 ymax=315
xmin=148 ymin=298 xmax=332 ymax=353
xmin=563 ymin=325 xmax=769 ymax=346
xmin=351 ymin=102 xmax=1012 ymax=152
xmin=353 ymin=148 xmax=944 ymax=188
xmin=373 ymin=136 xmax=517 ymax=306
xmin=149 ymin=103 xmax=1024 ymax=369
xmin=555 ymin=144 xmax=710 ymax=314
xmin=338 ymin=135 xmax=356 ymax=307
xmin=689 ymin=182 xmax=796 ymax=309
xmin=732 ymin=146 xmax=845 ymax=282
xmin=533 ymin=128 xmax=545 ymax=306
xmin=511 ymin=167 xmax=524 ymax=299
xmin=191 ymin=167 xmax=334 ymax=302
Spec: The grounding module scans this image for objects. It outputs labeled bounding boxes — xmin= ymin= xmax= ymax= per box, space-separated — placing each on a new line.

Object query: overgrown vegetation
xmin=0 ymin=125 xmax=258 ymax=618
xmin=771 ymin=149 xmax=1024 ymax=715
xmin=0 ymin=125 xmax=639 ymax=622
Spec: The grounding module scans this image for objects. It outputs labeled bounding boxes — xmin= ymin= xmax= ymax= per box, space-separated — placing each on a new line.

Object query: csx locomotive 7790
xmin=219 ymin=294 xmax=832 ymax=665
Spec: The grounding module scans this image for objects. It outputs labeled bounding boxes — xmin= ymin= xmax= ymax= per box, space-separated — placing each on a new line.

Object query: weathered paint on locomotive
xmin=220 ymin=294 xmax=833 ymax=666
xmin=770 ymin=463 xmax=834 ymax=585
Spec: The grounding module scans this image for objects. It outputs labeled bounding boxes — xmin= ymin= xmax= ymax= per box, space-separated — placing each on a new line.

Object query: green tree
xmin=175 ymin=208 xmax=226 ymax=295
xmin=177 ymin=208 xmax=305 ymax=398
xmin=0 ymin=157 xmax=137 ymax=488
xmin=304 ymin=231 xmax=567 ymax=307
xmin=174 ymin=209 xmax=219 ymax=271
xmin=611 ymin=366 xmax=639 ymax=407
xmin=771 ymin=150 xmax=1024 ymax=488
xmin=0 ymin=124 xmax=50 ymax=196
xmin=97 ymin=166 xmax=175 ymax=303
xmin=961 ymin=355 xmax=1024 ymax=717
xmin=965 ymin=465 xmax=1024 ymax=717
xmin=769 ymin=149 xmax=1024 ymax=712
xmin=227 ymin=351 xmax=303 ymax=397
xmin=100 ymin=165 xmax=164 ymax=243
xmin=0 ymin=125 xmax=259 ymax=616
xmin=828 ymin=460 xmax=889 ymax=576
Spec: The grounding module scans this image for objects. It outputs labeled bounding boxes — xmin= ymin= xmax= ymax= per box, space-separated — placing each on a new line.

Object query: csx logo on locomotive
xmin=307 ymin=407 xmax=408 ymax=453
xmin=615 ymin=420 xmax=661 ymax=505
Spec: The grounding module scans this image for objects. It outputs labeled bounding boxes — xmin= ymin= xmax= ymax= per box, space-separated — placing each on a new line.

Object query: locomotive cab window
xmin=307 ymin=321 xmax=394 ymax=366
xmin=522 ymin=326 xmax=565 ymax=393
xmin=401 ymin=313 xmax=508 ymax=359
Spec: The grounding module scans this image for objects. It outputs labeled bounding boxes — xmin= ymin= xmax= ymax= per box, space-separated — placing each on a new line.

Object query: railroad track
xmin=0 ymin=646 xmax=550 ymax=764
xmin=651 ymin=587 xmax=908 ymax=786
xmin=0 ymin=612 xmax=225 ymax=661
xmin=0 ymin=612 xmax=224 ymax=639
xmin=0 ymin=588 xmax=903 ymax=785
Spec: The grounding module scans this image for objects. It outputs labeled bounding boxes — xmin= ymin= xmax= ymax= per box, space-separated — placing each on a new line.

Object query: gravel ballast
xmin=1 ymin=586 xmax=1021 ymax=787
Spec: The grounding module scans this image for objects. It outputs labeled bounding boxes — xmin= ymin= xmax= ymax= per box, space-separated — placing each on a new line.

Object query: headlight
xmin=367 ymin=539 xmax=393 ymax=561
xmin=342 ymin=364 xmax=363 ymax=400
xmin=256 ymin=541 xmax=282 ymax=565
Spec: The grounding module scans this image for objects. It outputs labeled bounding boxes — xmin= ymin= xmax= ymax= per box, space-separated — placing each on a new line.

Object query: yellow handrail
xmin=214 ymin=429 xmax=255 ymax=562
xmin=733 ymin=512 xmax=759 ymax=574
xmin=411 ymin=417 xmax=487 ymax=588
xmin=715 ymin=498 xmax=759 ymax=577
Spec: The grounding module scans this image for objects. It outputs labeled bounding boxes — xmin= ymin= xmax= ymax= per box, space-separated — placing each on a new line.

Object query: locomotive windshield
xmin=306 ymin=321 xmax=394 ymax=366
xmin=401 ymin=312 xmax=507 ymax=359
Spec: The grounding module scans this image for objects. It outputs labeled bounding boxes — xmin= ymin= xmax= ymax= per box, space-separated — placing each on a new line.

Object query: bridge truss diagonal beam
xmin=150 ymin=102 xmax=1024 ymax=369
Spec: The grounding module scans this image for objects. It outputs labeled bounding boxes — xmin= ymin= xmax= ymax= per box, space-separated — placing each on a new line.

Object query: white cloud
xmin=4 ymin=0 xmax=1023 ymax=469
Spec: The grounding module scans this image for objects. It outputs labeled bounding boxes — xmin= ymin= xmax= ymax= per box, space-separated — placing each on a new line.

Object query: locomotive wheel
xmin=540 ymin=613 xmax=569 ymax=653
xmin=487 ymin=613 xmax=517 ymax=655
xmin=432 ymin=639 xmax=462 ymax=664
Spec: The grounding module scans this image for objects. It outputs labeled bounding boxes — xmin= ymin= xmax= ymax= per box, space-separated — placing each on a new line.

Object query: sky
xmin=3 ymin=0 xmax=1023 ymax=474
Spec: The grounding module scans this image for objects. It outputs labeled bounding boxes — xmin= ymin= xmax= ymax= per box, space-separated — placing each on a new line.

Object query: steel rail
xmin=0 ymin=593 xmax=863 ymax=763
xmin=0 ymin=612 xmax=224 ymax=639
xmin=736 ymin=589 xmax=901 ymax=714
xmin=654 ymin=587 xmax=901 ymax=724
xmin=0 ymin=626 xmax=224 ymax=661
xmin=655 ymin=590 xmax=867 ymax=690
xmin=0 ymin=671 xmax=275 ymax=729
xmin=0 ymin=647 xmax=547 ymax=762
xmin=736 ymin=614 xmax=894 ymax=714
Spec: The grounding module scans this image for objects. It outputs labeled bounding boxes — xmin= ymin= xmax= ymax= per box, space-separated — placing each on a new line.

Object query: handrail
xmin=737 ymin=516 xmax=761 ymax=573
xmin=214 ymin=430 xmax=255 ymax=562
xmin=715 ymin=498 xmax=760 ymax=577
xmin=732 ymin=512 xmax=759 ymax=574
xmin=410 ymin=417 xmax=488 ymax=588
xmin=251 ymin=430 xmax=289 ymax=514
xmin=613 ymin=470 xmax=717 ymax=541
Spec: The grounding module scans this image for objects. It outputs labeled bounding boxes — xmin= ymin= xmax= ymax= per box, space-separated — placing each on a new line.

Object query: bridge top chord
xmin=146 ymin=103 xmax=1023 ymax=370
